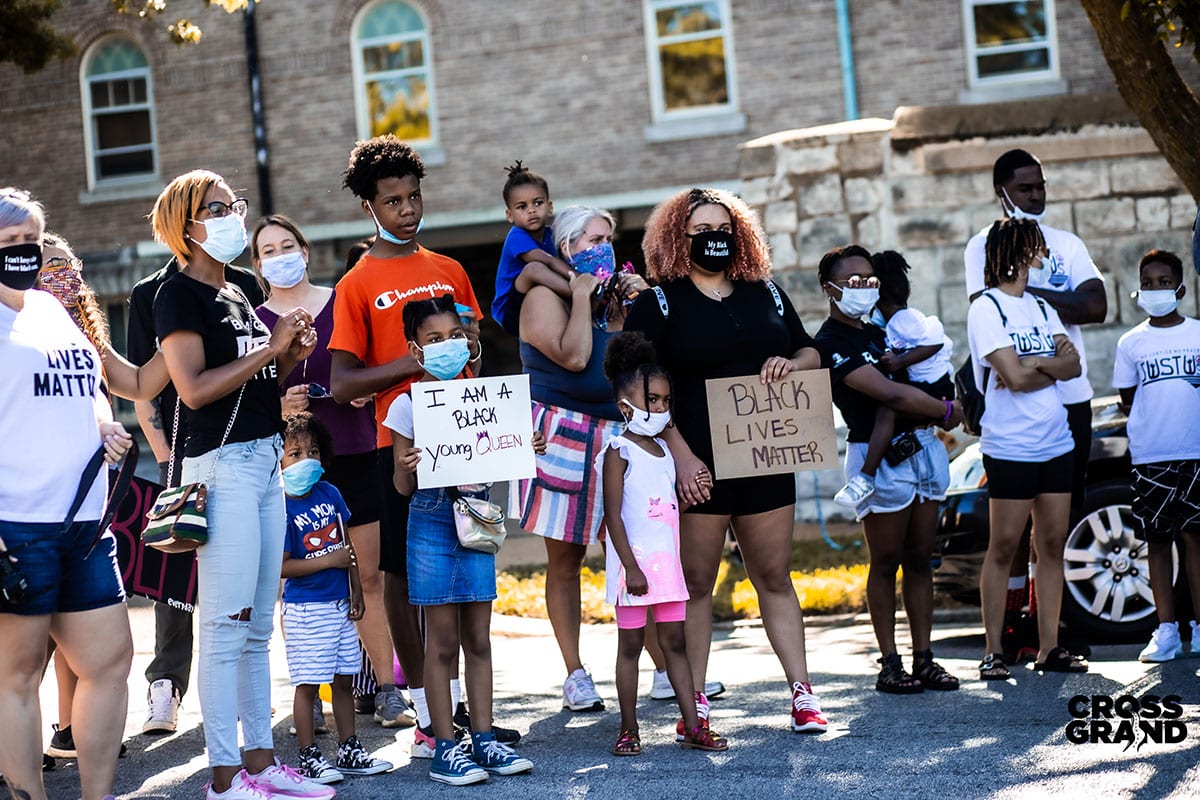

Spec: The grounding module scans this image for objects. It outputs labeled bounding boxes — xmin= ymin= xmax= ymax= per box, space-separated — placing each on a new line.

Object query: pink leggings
xmin=615 ymin=600 xmax=687 ymax=630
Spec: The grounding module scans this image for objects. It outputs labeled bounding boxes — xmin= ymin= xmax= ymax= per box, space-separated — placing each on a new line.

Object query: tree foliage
xmin=1120 ymin=1 xmax=1200 ymax=62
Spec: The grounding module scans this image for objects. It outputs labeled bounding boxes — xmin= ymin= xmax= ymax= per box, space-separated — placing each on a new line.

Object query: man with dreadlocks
xmin=963 ymin=149 xmax=1107 ymax=664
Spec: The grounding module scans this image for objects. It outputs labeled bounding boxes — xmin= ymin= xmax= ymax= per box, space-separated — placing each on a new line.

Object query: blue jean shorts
xmin=0 ymin=519 xmax=126 ymax=616
xmin=406 ymin=488 xmax=497 ymax=606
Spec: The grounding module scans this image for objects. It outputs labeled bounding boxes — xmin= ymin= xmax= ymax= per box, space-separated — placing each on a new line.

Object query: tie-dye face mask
xmin=571 ymin=241 xmax=617 ymax=283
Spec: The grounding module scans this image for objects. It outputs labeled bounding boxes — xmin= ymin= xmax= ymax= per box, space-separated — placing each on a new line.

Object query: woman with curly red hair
xmin=624 ymin=187 xmax=827 ymax=735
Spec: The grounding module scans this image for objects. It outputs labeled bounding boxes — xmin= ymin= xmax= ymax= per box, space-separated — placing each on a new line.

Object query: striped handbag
xmin=142 ymin=386 xmax=244 ymax=553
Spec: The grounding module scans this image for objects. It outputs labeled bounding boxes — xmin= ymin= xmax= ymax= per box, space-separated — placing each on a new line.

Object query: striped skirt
xmin=509 ymin=401 xmax=623 ymax=546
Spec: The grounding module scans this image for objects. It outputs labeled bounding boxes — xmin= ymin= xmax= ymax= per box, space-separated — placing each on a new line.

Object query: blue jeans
xmin=183 ymin=435 xmax=284 ymax=768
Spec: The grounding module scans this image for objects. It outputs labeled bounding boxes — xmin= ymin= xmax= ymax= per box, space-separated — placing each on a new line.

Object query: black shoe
xmin=47 ymin=724 xmax=76 ymax=758
xmin=42 ymin=754 xmax=55 ymax=772
xmin=354 ymin=693 xmax=376 ymax=715
xmin=453 ymin=701 xmax=522 ymax=745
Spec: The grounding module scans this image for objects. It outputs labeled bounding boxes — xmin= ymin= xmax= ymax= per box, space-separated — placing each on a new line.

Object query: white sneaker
xmin=650 ymin=670 xmax=727 ymax=700
xmin=248 ymin=759 xmax=337 ymax=799
xmin=1139 ymin=622 xmax=1183 ymax=662
xmin=143 ymin=678 xmax=179 ymax=735
xmin=205 ymin=770 xmax=272 ymax=799
xmin=562 ymin=668 xmax=604 ymax=712
xmin=834 ymin=474 xmax=875 ymax=508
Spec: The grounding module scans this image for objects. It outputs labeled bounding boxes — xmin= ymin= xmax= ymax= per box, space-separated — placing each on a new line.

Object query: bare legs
xmin=542 ymin=538 xmax=588 ymax=674
xmin=423 ymin=602 xmax=492 ymax=741
xmin=860 ymin=499 xmax=938 ymax=657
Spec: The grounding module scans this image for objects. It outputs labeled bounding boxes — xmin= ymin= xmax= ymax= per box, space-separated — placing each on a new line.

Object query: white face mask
xmin=260 ymin=250 xmax=307 ymax=288
xmin=1137 ymin=288 xmax=1180 ymax=318
xmin=1026 ymin=255 xmax=1053 ymax=286
xmin=620 ymin=399 xmax=670 ymax=437
xmin=832 ymin=287 xmax=879 ymax=319
xmin=195 ymin=213 xmax=248 ymax=264
xmin=1001 ymin=187 xmax=1046 ymax=224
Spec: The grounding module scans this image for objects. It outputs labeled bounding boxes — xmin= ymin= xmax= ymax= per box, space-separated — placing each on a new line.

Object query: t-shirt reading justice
xmin=282 ymin=480 xmax=353 ymax=604
xmin=153 ymin=272 xmax=282 ymax=457
xmin=329 ymin=248 xmax=483 ymax=449
xmin=967 ymin=288 xmax=1073 ymax=462
xmin=1112 ymin=317 xmax=1200 ymax=465
xmin=624 ymin=279 xmax=816 ymax=466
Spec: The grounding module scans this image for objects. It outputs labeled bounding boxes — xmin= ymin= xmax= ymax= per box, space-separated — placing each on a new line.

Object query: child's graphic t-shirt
xmin=594 ymin=434 xmax=688 ymax=608
xmin=1112 ymin=317 xmax=1200 ymax=465
xmin=884 ymin=306 xmax=954 ymax=384
xmin=491 ymin=225 xmax=557 ymax=336
xmin=283 ymin=480 xmax=352 ymax=603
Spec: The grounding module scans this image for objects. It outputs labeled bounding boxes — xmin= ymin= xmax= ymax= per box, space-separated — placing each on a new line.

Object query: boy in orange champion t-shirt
xmin=329 ymin=135 xmax=485 ymax=756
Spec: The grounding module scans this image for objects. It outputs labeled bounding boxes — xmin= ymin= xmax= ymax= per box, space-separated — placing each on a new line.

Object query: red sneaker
xmin=790 ymin=681 xmax=827 ymax=733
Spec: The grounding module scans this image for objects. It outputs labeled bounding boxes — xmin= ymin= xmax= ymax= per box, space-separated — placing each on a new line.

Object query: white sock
xmin=410 ymin=687 xmax=431 ymax=728
xmin=450 ymin=678 xmax=463 ymax=709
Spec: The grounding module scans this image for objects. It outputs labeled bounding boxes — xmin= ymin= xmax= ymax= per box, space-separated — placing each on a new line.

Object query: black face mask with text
xmin=0 ymin=243 xmax=42 ymax=290
xmin=687 ymin=230 xmax=734 ymax=273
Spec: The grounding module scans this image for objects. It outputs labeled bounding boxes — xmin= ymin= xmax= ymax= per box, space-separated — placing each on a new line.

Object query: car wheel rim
xmin=1062 ymin=504 xmax=1159 ymax=625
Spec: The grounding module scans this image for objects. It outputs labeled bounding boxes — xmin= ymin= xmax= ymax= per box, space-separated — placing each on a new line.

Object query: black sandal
xmin=876 ymin=652 xmax=924 ymax=694
xmin=1034 ymin=647 xmax=1089 ymax=673
xmin=979 ymin=653 xmax=1011 ymax=681
xmin=912 ymin=649 xmax=960 ymax=691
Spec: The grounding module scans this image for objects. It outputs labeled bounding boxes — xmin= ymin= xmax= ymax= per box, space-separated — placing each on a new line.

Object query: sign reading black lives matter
xmin=705 ymin=369 xmax=837 ymax=480
xmin=412 ymin=375 xmax=537 ymax=489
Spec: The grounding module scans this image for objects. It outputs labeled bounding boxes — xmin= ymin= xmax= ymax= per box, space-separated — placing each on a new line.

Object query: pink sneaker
xmin=204 ymin=771 xmax=273 ymax=799
xmin=790 ymin=681 xmax=827 ymax=733
xmin=247 ymin=760 xmax=336 ymax=798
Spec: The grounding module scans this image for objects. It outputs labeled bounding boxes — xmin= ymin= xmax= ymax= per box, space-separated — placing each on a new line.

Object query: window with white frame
xmin=352 ymin=1 xmax=437 ymax=145
xmin=82 ymin=38 xmax=157 ymax=186
xmin=644 ymin=0 xmax=739 ymax=120
xmin=963 ymin=0 xmax=1059 ymax=87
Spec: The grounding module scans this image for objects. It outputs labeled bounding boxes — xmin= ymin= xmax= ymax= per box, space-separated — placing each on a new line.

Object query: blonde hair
xmin=149 ymin=169 xmax=222 ymax=265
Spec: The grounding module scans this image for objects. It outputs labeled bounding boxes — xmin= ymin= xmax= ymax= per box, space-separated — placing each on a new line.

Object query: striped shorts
xmin=281 ymin=599 xmax=361 ymax=686
xmin=509 ymin=401 xmax=623 ymax=546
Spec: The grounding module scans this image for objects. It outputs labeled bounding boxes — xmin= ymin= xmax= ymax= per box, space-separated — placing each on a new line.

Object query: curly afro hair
xmin=342 ymin=135 xmax=426 ymax=201
xmin=641 ymin=187 xmax=772 ymax=283
xmin=602 ymin=331 xmax=672 ymax=419
xmin=282 ymin=411 xmax=336 ymax=470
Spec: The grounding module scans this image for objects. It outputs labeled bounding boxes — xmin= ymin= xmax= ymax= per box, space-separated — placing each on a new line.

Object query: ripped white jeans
xmin=183 ymin=435 xmax=285 ymax=768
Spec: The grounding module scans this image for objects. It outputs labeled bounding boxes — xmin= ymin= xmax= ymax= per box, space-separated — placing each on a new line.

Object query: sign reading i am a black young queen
xmin=705 ymin=369 xmax=837 ymax=480
xmin=411 ymin=375 xmax=537 ymax=489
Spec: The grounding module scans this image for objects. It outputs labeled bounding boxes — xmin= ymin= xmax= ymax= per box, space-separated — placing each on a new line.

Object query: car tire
xmin=1059 ymin=479 xmax=1173 ymax=643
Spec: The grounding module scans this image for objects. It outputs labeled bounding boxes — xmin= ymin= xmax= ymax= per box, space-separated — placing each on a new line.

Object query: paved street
xmin=39 ymin=599 xmax=1200 ymax=800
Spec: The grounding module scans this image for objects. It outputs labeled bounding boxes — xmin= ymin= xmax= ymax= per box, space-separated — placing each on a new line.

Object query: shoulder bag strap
xmin=652 ymin=285 xmax=669 ymax=318
xmin=764 ymin=279 xmax=785 ymax=316
xmin=83 ymin=439 xmax=140 ymax=557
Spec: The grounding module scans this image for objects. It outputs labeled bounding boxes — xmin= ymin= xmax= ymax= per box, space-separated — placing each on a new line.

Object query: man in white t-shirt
xmin=964 ymin=149 xmax=1108 ymax=660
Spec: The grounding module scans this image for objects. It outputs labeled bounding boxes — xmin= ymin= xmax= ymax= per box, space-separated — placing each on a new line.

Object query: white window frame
xmin=350 ymin=0 xmax=443 ymax=164
xmin=79 ymin=36 xmax=159 ymax=191
xmin=962 ymin=0 xmax=1060 ymax=89
xmin=643 ymin=0 xmax=741 ymax=124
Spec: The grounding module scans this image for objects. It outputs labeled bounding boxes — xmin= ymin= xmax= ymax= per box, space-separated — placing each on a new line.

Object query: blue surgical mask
xmin=282 ymin=458 xmax=324 ymax=496
xmin=196 ymin=213 xmax=248 ymax=264
xmin=1137 ymin=289 xmax=1180 ymax=318
xmin=260 ymin=251 xmax=307 ymax=288
xmin=833 ymin=287 xmax=879 ymax=319
xmin=418 ymin=338 xmax=471 ymax=381
xmin=367 ymin=204 xmax=423 ymax=245
xmin=1001 ymin=188 xmax=1046 ymax=224
xmin=866 ymin=307 xmax=887 ymax=328
xmin=1026 ymin=256 xmax=1053 ymax=286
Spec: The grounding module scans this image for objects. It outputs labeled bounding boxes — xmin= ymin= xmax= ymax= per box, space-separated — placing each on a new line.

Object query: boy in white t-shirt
xmin=835 ymin=251 xmax=954 ymax=507
xmin=1112 ymin=249 xmax=1200 ymax=663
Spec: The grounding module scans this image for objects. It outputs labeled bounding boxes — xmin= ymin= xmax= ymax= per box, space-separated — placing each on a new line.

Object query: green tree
xmin=1080 ymin=0 xmax=1200 ymax=199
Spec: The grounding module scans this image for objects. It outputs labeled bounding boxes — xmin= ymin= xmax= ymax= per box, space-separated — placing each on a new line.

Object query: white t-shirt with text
xmin=1112 ymin=317 xmax=1200 ymax=465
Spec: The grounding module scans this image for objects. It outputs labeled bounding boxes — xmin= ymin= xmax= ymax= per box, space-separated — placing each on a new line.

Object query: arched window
xmin=352 ymin=1 xmax=438 ymax=147
xmin=81 ymin=38 xmax=157 ymax=187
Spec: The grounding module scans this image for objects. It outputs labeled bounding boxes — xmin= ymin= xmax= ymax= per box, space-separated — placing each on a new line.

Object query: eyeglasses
xmin=832 ymin=275 xmax=879 ymax=289
xmin=306 ymin=383 xmax=330 ymax=399
xmin=194 ymin=197 xmax=249 ymax=220
xmin=44 ymin=256 xmax=83 ymax=271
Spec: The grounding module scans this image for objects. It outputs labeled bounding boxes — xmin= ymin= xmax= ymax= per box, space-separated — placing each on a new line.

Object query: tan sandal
xmin=613 ymin=728 xmax=641 ymax=756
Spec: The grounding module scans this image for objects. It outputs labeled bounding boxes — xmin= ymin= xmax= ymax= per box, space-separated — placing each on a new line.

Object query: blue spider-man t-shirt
xmin=283 ymin=480 xmax=352 ymax=603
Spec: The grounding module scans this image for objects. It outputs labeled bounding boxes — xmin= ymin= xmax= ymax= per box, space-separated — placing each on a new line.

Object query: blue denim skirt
xmin=406 ymin=488 xmax=497 ymax=606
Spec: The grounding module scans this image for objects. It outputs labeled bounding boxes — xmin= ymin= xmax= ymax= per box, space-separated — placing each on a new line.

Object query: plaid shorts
xmin=1131 ymin=460 xmax=1200 ymax=543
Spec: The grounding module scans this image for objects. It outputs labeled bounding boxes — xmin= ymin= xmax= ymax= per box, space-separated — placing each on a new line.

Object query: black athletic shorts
xmin=326 ymin=450 xmax=382 ymax=526
xmin=983 ymin=451 xmax=1074 ymax=500
xmin=1131 ymin=461 xmax=1200 ymax=544
xmin=685 ymin=473 xmax=795 ymax=517
xmin=376 ymin=446 xmax=411 ymax=575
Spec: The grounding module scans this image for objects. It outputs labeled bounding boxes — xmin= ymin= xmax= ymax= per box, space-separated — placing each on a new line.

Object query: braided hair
xmin=602 ymin=331 xmax=672 ymax=423
xmin=502 ymin=160 xmax=550 ymax=204
xmin=983 ymin=217 xmax=1045 ymax=288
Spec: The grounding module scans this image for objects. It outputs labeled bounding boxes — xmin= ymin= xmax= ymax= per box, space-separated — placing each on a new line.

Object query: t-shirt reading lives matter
xmin=153 ymin=272 xmax=282 ymax=457
xmin=967 ymin=288 xmax=1073 ymax=462
xmin=624 ymin=279 xmax=815 ymax=467
xmin=1 ymin=291 xmax=108 ymax=523
xmin=965 ymin=222 xmax=1102 ymax=405
xmin=1112 ymin=317 xmax=1200 ymax=465
xmin=283 ymin=480 xmax=353 ymax=604
xmin=491 ymin=225 xmax=557 ymax=336
xmin=329 ymin=248 xmax=483 ymax=449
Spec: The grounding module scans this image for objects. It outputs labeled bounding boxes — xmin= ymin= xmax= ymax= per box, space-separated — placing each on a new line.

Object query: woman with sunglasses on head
xmin=814 ymin=245 xmax=963 ymax=696
xmin=250 ymin=216 xmax=411 ymax=730
xmin=148 ymin=171 xmax=329 ymax=800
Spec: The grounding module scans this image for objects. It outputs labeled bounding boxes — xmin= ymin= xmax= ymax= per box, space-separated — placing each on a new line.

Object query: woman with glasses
xmin=814 ymin=245 xmax=963 ymax=695
xmin=249 ymin=216 xmax=410 ymax=729
xmin=148 ymin=171 xmax=330 ymax=800
xmin=623 ymin=188 xmax=826 ymax=734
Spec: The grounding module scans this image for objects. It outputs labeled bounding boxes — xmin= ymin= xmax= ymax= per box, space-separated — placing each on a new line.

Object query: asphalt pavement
xmin=38 ymin=599 xmax=1200 ymax=800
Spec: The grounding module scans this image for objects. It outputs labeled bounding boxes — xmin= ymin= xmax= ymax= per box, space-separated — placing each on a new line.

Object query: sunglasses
xmin=194 ymin=197 xmax=249 ymax=220
xmin=306 ymin=383 xmax=331 ymax=399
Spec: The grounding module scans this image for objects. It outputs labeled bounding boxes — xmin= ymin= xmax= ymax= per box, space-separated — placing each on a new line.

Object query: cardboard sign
xmin=412 ymin=375 xmax=537 ymax=489
xmin=705 ymin=369 xmax=837 ymax=480
xmin=110 ymin=475 xmax=199 ymax=612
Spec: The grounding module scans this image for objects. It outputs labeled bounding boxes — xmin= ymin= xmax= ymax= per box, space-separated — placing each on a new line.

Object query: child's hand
xmin=624 ymin=566 xmax=649 ymax=596
xmin=879 ymin=351 xmax=901 ymax=374
xmin=325 ymin=547 xmax=352 ymax=569
xmin=397 ymin=447 xmax=422 ymax=473
xmin=570 ymin=272 xmax=600 ymax=298
xmin=532 ymin=431 xmax=547 ymax=455
xmin=348 ymin=589 xmax=365 ymax=621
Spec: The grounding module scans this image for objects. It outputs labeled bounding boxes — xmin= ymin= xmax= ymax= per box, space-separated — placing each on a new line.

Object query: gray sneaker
xmin=374 ymin=686 xmax=417 ymax=728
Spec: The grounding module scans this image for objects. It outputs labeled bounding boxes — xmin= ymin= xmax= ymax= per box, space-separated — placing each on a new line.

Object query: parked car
xmin=933 ymin=396 xmax=1185 ymax=643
